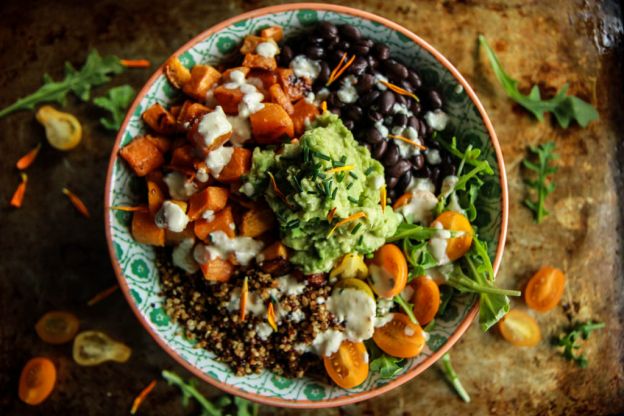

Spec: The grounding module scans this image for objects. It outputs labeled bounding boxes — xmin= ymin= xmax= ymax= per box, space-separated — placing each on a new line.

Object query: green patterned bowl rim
xmin=104 ymin=3 xmax=508 ymax=408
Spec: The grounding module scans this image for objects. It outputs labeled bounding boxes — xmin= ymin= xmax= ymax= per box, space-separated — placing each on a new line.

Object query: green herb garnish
xmin=555 ymin=321 xmax=605 ymax=368
xmin=0 ymin=50 xmax=124 ymax=119
xmin=367 ymin=342 xmax=405 ymax=379
xmin=93 ymin=84 xmax=135 ymax=130
xmin=393 ymin=295 xmax=419 ymax=324
xmin=479 ymin=35 xmax=598 ymax=128
xmin=364 ymin=166 xmax=375 ymax=176
xmin=349 ymin=171 xmax=358 ymax=179
xmin=523 ymin=141 xmax=558 ymax=223
xmin=439 ymin=353 xmax=471 ymax=403
xmin=351 ymin=223 xmax=362 ymax=234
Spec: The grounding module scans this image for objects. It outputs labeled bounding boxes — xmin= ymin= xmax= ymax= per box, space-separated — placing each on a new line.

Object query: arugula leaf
xmin=439 ymin=353 xmax=471 ymax=402
xmin=93 ymin=84 xmax=135 ymax=130
xmin=402 ymin=238 xmax=438 ymax=278
xmin=522 ymin=141 xmax=558 ymax=223
xmin=479 ymin=35 xmax=598 ymax=128
xmin=393 ymin=294 xmax=419 ymax=324
xmin=389 ymin=223 xmax=448 ymax=242
xmin=0 ymin=50 xmax=124 ymax=119
xmin=367 ymin=342 xmax=405 ymax=379
xmin=162 ymin=370 xmax=224 ymax=416
xmin=233 ymin=396 xmax=259 ymax=416
xmin=556 ymin=321 xmax=605 ymax=368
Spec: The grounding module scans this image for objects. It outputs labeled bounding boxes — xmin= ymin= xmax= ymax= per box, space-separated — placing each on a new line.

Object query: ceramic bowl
xmin=104 ymin=3 xmax=508 ymax=408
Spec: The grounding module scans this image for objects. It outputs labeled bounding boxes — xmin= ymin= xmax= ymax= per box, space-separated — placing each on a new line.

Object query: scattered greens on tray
xmin=522 ymin=141 xmax=558 ymax=223
xmin=93 ymin=84 xmax=136 ymax=130
xmin=555 ymin=321 xmax=605 ymax=368
xmin=479 ymin=35 xmax=598 ymax=128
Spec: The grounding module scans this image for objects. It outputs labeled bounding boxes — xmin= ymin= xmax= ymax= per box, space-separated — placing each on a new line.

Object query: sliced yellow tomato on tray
xmin=524 ymin=266 xmax=566 ymax=312
xmin=323 ymin=340 xmax=369 ymax=389
xmin=367 ymin=243 xmax=407 ymax=298
xmin=498 ymin=309 xmax=541 ymax=347
xmin=373 ymin=313 xmax=425 ymax=358
xmin=431 ymin=211 xmax=474 ymax=261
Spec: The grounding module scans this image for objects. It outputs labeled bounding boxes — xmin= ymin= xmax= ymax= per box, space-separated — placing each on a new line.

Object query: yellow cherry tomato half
xmin=35 ymin=105 xmax=82 ymax=151
xmin=72 ymin=330 xmax=132 ymax=366
xmin=524 ymin=266 xmax=566 ymax=312
xmin=368 ymin=244 xmax=408 ymax=298
xmin=333 ymin=277 xmax=375 ymax=299
xmin=373 ymin=313 xmax=425 ymax=358
xmin=323 ymin=340 xmax=369 ymax=389
xmin=431 ymin=211 xmax=474 ymax=261
xmin=18 ymin=357 xmax=57 ymax=405
xmin=498 ymin=309 xmax=541 ymax=347
xmin=35 ymin=311 xmax=80 ymax=344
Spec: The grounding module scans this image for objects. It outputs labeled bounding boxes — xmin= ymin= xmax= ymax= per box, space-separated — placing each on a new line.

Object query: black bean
xmin=430 ymin=166 xmax=441 ymax=184
xmin=306 ymin=45 xmax=324 ymax=60
xmin=330 ymin=49 xmax=346 ymax=63
xmin=337 ymin=40 xmax=351 ymax=51
xmin=382 ymin=142 xmax=400 ymax=167
xmin=367 ymin=109 xmax=383 ymax=123
xmin=386 ymin=176 xmax=398 ymax=189
xmin=415 ymin=165 xmax=430 ymax=178
xmin=343 ymin=119 xmax=355 ymax=130
xmin=372 ymin=140 xmax=388 ymax=159
xmin=418 ymin=118 xmax=428 ymax=138
xmin=364 ymin=128 xmax=383 ymax=144
xmin=442 ymin=162 xmax=457 ymax=177
xmin=363 ymin=143 xmax=372 ymax=153
xmin=349 ymin=57 xmax=368 ymax=76
xmin=410 ymin=100 xmax=421 ymax=115
xmin=373 ymin=43 xmax=390 ymax=60
xmin=339 ymin=24 xmax=361 ymax=41
xmin=400 ymin=80 xmax=413 ymax=92
xmin=388 ymin=189 xmax=397 ymax=200
xmin=326 ymin=38 xmax=339 ymax=51
xmin=344 ymin=105 xmax=363 ymax=122
xmin=280 ymin=45 xmax=294 ymax=66
xmin=393 ymin=113 xmax=408 ymax=127
xmin=397 ymin=170 xmax=412 ymax=194
xmin=352 ymin=40 xmax=371 ymax=55
xmin=394 ymin=94 xmax=407 ymax=107
xmin=330 ymin=107 xmax=341 ymax=116
xmin=317 ymin=22 xmax=339 ymax=39
xmin=383 ymin=117 xmax=394 ymax=127
xmin=357 ymin=74 xmax=375 ymax=93
xmin=379 ymin=90 xmax=395 ymax=114
xmin=315 ymin=62 xmax=331 ymax=86
xmin=360 ymin=90 xmax=379 ymax=107
xmin=408 ymin=116 xmax=419 ymax=131
xmin=366 ymin=55 xmax=379 ymax=71
xmin=428 ymin=90 xmax=443 ymax=110
xmin=390 ymin=160 xmax=411 ymax=177
xmin=328 ymin=92 xmax=345 ymax=108
xmin=411 ymin=154 xmax=425 ymax=170
xmin=407 ymin=70 xmax=422 ymax=89
xmin=309 ymin=36 xmax=326 ymax=45
xmin=384 ymin=60 xmax=408 ymax=81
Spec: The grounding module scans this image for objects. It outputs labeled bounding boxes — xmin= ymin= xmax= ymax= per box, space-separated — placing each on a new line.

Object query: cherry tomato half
xmin=498 ymin=309 xmax=541 ymax=347
xmin=323 ymin=340 xmax=369 ymax=389
xmin=524 ymin=266 xmax=566 ymax=312
xmin=73 ymin=331 xmax=132 ymax=366
xmin=35 ymin=311 xmax=79 ymax=344
xmin=431 ymin=211 xmax=474 ymax=261
xmin=18 ymin=357 xmax=57 ymax=405
xmin=333 ymin=277 xmax=375 ymax=299
xmin=373 ymin=313 xmax=425 ymax=358
xmin=411 ymin=276 xmax=440 ymax=325
xmin=368 ymin=244 xmax=407 ymax=298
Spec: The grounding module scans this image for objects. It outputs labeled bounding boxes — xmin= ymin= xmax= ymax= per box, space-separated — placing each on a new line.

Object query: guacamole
xmin=242 ymin=113 xmax=401 ymax=273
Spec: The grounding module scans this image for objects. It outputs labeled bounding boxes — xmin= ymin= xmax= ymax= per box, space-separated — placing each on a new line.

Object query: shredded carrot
xmin=16 ymin=143 xmax=41 ymax=170
xmin=321 ymin=101 xmax=327 ymax=112
xmin=130 ymin=379 xmax=157 ymax=414
xmin=10 ymin=173 xmax=28 ymax=208
xmin=327 ymin=212 xmax=367 ymax=237
xmin=326 ymin=53 xmax=356 ymax=86
xmin=388 ymin=134 xmax=427 ymax=150
xmin=379 ymin=79 xmax=420 ymax=102
xmin=380 ymin=184 xmax=387 ymax=212
xmin=267 ymin=172 xmax=291 ymax=207
xmin=87 ymin=284 xmax=119 ymax=306
xmin=267 ymin=302 xmax=278 ymax=331
xmin=110 ymin=205 xmax=149 ymax=212
xmin=62 ymin=187 xmax=91 ymax=218
xmin=120 ymin=59 xmax=151 ymax=68
xmin=326 ymin=165 xmax=354 ymax=174
xmin=327 ymin=207 xmax=337 ymax=222
xmin=240 ymin=277 xmax=249 ymax=322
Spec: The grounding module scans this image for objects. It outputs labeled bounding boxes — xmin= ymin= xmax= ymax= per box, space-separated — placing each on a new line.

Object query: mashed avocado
xmin=242 ymin=113 xmax=400 ymax=273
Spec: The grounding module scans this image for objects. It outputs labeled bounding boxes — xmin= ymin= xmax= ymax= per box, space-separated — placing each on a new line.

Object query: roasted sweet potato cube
xmin=187 ymin=186 xmax=230 ymax=220
xmin=240 ymin=35 xmax=271 ymax=54
xmin=169 ymin=144 xmax=196 ymax=170
xmin=217 ymin=148 xmax=252 ymax=183
xmin=188 ymin=110 xmax=233 ymax=155
xmin=164 ymin=56 xmax=192 ymax=89
xmin=259 ymin=241 xmax=288 ymax=261
xmin=131 ymin=211 xmax=165 ymax=246
xmin=242 ymin=53 xmax=277 ymax=71
xmin=170 ymin=105 xmax=182 ymax=118
xmin=142 ymin=103 xmax=177 ymax=135
xmin=269 ymin=84 xmax=294 ymax=115
xmin=145 ymin=135 xmax=171 ymax=154
xmin=165 ymin=225 xmax=195 ymax=245
xmin=214 ymin=86 xmax=243 ymax=115
xmin=200 ymin=257 xmax=234 ymax=282
xmin=240 ymin=206 xmax=276 ymax=238
xmin=291 ymin=99 xmax=320 ymax=136
xmin=194 ymin=206 xmax=235 ymax=240
xmin=249 ymin=103 xmax=294 ymax=144
xmin=260 ymin=26 xmax=283 ymax=42
xmin=276 ymin=68 xmax=310 ymax=101
xmin=177 ymin=100 xmax=211 ymax=130
xmin=182 ymin=65 xmax=221 ymax=101
xmin=249 ymin=69 xmax=277 ymax=89
xmin=146 ymin=172 xmax=166 ymax=215
xmin=222 ymin=66 xmax=251 ymax=81
xmin=119 ymin=136 xmax=165 ymax=176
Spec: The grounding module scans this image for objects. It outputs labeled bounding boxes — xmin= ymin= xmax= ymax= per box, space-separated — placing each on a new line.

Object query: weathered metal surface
xmin=0 ymin=0 xmax=622 ymax=415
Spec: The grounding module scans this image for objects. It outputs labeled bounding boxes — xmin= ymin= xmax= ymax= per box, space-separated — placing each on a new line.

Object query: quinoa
xmin=157 ymin=249 xmax=341 ymax=378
